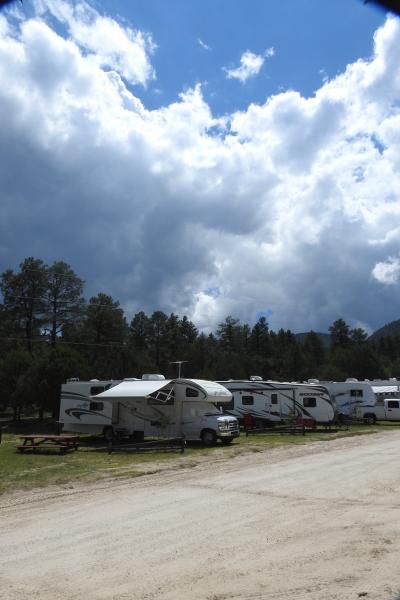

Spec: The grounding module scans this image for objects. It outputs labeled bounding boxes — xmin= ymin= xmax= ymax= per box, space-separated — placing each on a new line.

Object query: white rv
xmin=59 ymin=376 xmax=239 ymax=446
xmin=367 ymin=379 xmax=400 ymax=402
xmin=59 ymin=378 xmax=122 ymax=438
xmin=307 ymin=379 xmax=375 ymax=419
xmin=217 ymin=378 xmax=336 ymax=426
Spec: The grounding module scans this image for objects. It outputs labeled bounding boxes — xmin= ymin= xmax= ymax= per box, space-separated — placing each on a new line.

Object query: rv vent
xmin=142 ymin=374 xmax=165 ymax=381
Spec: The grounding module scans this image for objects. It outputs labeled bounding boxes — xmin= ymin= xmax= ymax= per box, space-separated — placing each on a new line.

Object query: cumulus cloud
xmin=35 ymin=0 xmax=155 ymax=86
xmin=372 ymin=257 xmax=400 ymax=284
xmin=224 ymin=48 xmax=274 ymax=83
xmin=0 ymin=5 xmax=400 ymax=333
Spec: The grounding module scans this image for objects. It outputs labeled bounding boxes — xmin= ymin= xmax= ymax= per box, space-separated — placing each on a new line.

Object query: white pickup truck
xmin=355 ymin=399 xmax=400 ymax=424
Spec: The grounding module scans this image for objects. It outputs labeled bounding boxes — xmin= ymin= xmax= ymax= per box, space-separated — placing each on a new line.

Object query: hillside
xmin=369 ymin=320 xmax=400 ymax=340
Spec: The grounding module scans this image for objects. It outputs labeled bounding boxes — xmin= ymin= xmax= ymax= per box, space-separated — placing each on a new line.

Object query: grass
xmin=1 ymin=420 xmax=399 ymax=496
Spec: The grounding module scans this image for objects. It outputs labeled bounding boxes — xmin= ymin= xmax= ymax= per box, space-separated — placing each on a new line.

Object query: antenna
xmin=170 ymin=361 xmax=188 ymax=378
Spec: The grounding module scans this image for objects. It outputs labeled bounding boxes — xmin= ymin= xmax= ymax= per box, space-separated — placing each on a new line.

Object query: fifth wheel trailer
xmin=60 ymin=376 xmax=239 ymax=445
xmin=217 ymin=379 xmax=336 ymax=426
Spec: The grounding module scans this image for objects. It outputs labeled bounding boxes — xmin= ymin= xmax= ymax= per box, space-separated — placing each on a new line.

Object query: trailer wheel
xmin=103 ymin=426 xmax=114 ymax=442
xmin=364 ymin=414 xmax=376 ymax=425
xmin=201 ymin=429 xmax=217 ymax=447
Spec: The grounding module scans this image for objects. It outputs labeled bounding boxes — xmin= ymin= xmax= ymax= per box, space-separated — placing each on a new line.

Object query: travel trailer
xmin=307 ymin=379 xmax=375 ymax=419
xmin=59 ymin=376 xmax=239 ymax=445
xmin=367 ymin=379 xmax=400 ymax=402
xmin=217 ymin=378 xmax=336 ymax=426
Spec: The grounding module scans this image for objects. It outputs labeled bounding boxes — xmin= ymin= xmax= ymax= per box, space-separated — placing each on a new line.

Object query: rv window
xmin=186 ymin=387 xmax=199 ymax=398
xmin=350 ymin=389 xmax=363 ymax=397
xmin=303 ymin=397 xmax=316 ymax=408
xmin=242 ymin=396 xmax=254 ymax=405
xmin=271 ymin=394 xmax=278 ymax=405
xmin=388 ymin=400 xmax=400 ymax=409
xmin=90 ymin=401 xmax=104 ymax=411
xmin=90 ymin=386 xmax=105 ymax=395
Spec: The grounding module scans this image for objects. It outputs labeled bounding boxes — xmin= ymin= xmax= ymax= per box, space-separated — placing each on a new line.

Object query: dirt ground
xmin=1 ymin=431 xmax=400 ymax=600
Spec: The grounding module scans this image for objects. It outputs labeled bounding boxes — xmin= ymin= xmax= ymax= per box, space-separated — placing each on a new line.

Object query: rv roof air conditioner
xmin=346 ymin=378 xmax=358 ymax=382
xmin=142 ymin=374 xmax=165 ymax=381
xmin=250 ymin=376 xmax=263 ymax=381
xmin=66 ymin=377 xmax=79 ymax=382
xmin=308 ymin=379 xmax=319 ymax=384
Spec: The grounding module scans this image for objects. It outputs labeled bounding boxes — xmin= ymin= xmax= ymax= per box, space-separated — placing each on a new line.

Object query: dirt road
xmin=1 ymin=431 xmax=400 ymax=600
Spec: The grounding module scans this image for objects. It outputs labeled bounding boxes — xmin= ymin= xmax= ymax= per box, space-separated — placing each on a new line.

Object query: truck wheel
xmin=103 ymin=426 xmax=114 ymax=442
xmin=364 ymin=414 xmax=376 ymax=425
xmin=201 ymin=429 xmax=217 ymax=447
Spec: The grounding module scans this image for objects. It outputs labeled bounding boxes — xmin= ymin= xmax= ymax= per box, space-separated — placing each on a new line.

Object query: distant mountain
xmin=295 ymin=332 xmax=331 ymax=347
xmin=370 ymin=320 xmax=400 ymax=340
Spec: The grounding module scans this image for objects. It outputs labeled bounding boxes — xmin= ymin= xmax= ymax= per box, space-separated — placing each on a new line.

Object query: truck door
xmin=386 ymin=400 xmax=400 ymax=420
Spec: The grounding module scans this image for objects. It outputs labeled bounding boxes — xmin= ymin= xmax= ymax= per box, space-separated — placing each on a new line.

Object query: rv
xmin=217 ymin=378 xmax=336 ymax=426
xmin=59 ymin=376 xmax=239 ymax=446
xmin=59 ymin=378 xmax=122 ymax=438
xmin=367 ymin=379 xmax=400 ymax=402
xmin=307 ymin=379 xmax=375 ymax=419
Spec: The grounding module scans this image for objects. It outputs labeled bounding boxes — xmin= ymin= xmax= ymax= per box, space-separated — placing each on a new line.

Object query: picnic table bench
xmin=17 ymin=434 xmax=80 ymax=454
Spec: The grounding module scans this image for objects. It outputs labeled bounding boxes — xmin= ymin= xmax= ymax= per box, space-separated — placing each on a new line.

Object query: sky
xmin=0 ymin=0 xmax=399 ymax=334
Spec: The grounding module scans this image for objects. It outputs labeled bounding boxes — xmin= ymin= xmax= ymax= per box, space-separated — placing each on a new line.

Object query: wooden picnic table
xmin=17 ymin=434 xmax=80 ymax=454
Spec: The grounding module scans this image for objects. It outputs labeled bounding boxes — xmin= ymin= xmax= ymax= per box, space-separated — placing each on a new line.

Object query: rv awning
xmin=94 ymin=378 xmax=232 ymax=403
xmin=95 ymin=379 xmax=173 ymax=400
xmin=372 ymin=385 xmax=399 ymax=394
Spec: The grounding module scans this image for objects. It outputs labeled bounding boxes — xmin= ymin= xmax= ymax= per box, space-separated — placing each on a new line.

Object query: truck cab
xmin=356 ymin=398 xmax=400 ymax=424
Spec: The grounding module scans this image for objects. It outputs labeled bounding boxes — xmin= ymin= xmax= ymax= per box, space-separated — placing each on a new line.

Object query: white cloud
xmin=35 ymin=0 xmax=155 ymax=86
xmin=1 ymin=7 xmax=400 ymax=333
xmin=372 ymin=257 xmax=400 ymax=284
xmin=198 ymin=38 xmax=211 ymax=51
xmin=224 ymin=48 xmax=274 ymax=83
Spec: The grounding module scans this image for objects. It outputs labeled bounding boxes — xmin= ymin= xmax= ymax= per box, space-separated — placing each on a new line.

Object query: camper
xmin=307 ymin=379 xmax=375 ymax=419
xmin=59 ymin=378 xmax=122 ymax=438
xmin=59 ymin=376 xmax=239 ymax=445
xmin=217 ymin=378 xmax=336 ymax=426
xmin=367 ymin=379 xmax=400 ymax=402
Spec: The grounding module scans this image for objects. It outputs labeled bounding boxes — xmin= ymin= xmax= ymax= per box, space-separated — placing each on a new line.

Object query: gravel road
xmin=1 ymin=431 xmax=400 ymax=600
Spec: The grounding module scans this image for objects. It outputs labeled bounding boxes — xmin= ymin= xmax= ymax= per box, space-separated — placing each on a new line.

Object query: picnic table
xmin=17 ymin=434 xmax=80 ymax=454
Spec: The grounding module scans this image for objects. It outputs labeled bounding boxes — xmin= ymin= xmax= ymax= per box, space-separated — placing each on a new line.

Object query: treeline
xmin=1 ymin=257 xmax=399 ymax=419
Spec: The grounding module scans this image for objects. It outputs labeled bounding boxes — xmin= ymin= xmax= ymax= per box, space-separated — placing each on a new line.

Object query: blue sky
xmin=111 ymin=0 xmax=385 ymax=113
xmin=0 ymin=0 xmax=399 ymax=334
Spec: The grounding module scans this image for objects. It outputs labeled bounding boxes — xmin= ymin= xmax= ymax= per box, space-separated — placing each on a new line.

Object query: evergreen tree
xmin=43 ymin=261 xmax=85 ymax=346
xmin=0 ymin=258 xmax=47 ymax=352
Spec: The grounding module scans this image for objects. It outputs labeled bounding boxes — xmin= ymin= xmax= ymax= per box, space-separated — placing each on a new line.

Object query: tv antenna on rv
xmin=170 ymin=361 xmax=188 ymax=378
